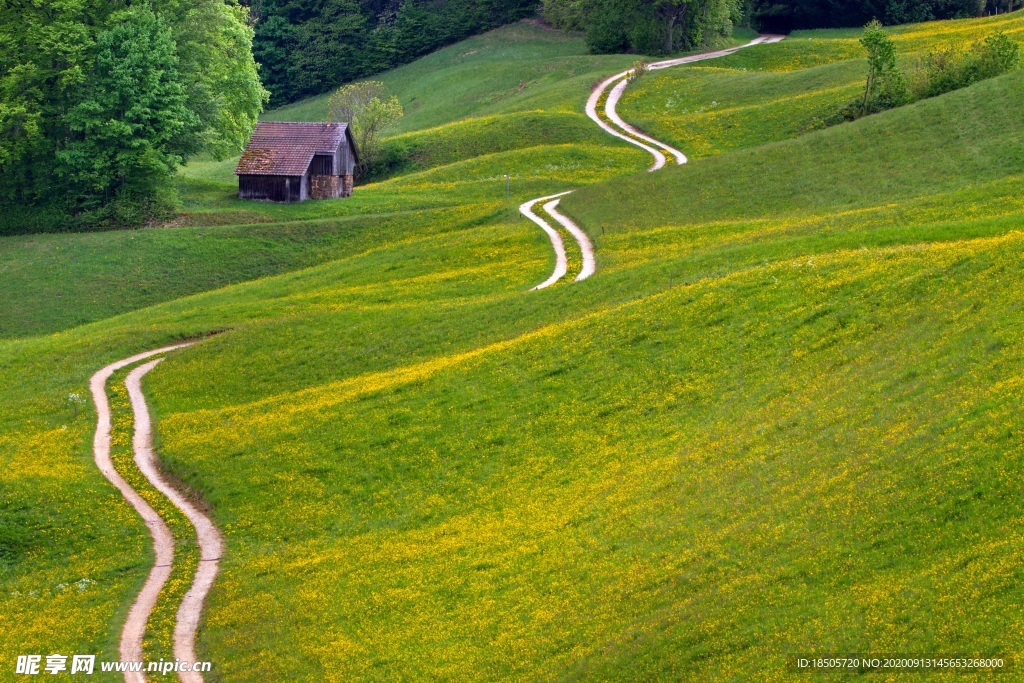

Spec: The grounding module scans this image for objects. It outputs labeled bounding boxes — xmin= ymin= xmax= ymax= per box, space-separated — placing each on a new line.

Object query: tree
xmin=57 ymin=6 xmax=196 ymax=219
xmin=0 ymin=0 xmax=266 ymax=230
xmin=157 ymin=0 xmax=269 ymax=160
xmin=327 ymin=81 xmax=404 ymax=177
xmin=860 ymin=20 xmax=909 ymax=114
xmin=654 ymin=0 xmax=692 ymax=54
xmin=0 ymin=0 xmax=113 ymax=206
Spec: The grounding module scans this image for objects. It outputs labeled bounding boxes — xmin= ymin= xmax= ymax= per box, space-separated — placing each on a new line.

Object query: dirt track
xmin=522 ymin=35 xmax=784 ymax=289
xmin=91 ymin=344 xmax=221 ymax=682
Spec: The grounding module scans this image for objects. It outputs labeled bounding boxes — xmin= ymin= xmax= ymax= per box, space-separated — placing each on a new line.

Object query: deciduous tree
xmin=327 ymin=81 xmax=404 ymax=177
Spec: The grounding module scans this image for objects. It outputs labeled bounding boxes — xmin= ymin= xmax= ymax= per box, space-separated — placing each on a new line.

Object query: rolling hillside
xmin=2 ymin=12 xmax=1024 ymax=682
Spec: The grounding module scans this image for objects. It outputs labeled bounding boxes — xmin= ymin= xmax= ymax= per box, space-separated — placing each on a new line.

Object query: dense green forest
xmin=749 ymin=0 xmax=1020 ymax=31
xmin=246 ymin=0 xmax=539 ymax=105
xmin=0 ymin=0 xmax=266 ymax=231
xmin=542 ymin=0 xmax=1017 ymax=54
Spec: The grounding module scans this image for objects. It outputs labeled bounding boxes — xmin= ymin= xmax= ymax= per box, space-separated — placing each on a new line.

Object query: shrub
xmin=542 ymin=0 xmax=590 ymax=30
xmin=910 ymin=31 xmax=1022 ymax=100
xmin=820 ymin=26 xmax=1019 ymax=129
xmin=629 ymin=59 xmax=651 ymax=81
xmin=860 ymin=20 xmax=911 ymax=114
xmin=328 ymin=81 xmax=405 ymax=179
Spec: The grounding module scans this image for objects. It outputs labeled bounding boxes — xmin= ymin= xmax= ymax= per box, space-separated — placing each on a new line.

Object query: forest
xmin=544 ymin=0 xmax=1016 ymax=55
xmin=0 ymin=0 xmax=266 ymax=230
xmin=249 ymin=0 xmax=1022 ymax=107
xmin=748 ymin=0 xmax=1020 ymax=31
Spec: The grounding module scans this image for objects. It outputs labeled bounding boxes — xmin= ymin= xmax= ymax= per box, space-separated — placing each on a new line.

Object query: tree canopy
xmin=748 ymin=0 xmax=994 ymax=32
xmin=0 ymin=0 xmax=268 ymax=230
xmin=543 ymin=0 xmax=744 ymax=55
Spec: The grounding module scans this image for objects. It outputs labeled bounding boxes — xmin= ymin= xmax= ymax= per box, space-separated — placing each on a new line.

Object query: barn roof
xmin=235 ymin=122 xmax=353 ymax=176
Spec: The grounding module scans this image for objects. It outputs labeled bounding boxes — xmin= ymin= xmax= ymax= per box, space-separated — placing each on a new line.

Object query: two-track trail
xmin=522 ymin=34 xmax=785 ymax=289
xmin=91 ymin=344 xmax=222 ymax=683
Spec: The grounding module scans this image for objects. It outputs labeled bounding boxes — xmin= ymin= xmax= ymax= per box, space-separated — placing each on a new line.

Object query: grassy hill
xmin=0 ymin=23 xmax=640 ymax=339
xmin=3 ymin=11 xmax=1024 ymax=682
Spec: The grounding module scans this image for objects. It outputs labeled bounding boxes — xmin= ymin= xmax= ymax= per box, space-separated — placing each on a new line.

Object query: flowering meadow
xmin=3 ymin=10 xmax=1024 ymax=682
xmin=620 ymin=11 xmax=1024 ymax=160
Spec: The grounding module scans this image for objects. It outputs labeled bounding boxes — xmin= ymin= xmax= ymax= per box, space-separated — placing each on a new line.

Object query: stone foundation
xmin=309 ymin=174 xmax=355 ymax=199
xmin=310 ymin=174 xmax=341 ymax=199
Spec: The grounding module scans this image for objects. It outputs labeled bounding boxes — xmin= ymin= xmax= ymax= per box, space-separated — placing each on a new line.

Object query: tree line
xmin=541 ymin=0 xmax=1018 ymax=56
xmin=0 ymin=0 xmax=267 ymax=231
xmin=245 ymin=0 xmax=538 ymax=106
xmin=543 ymin=0 xmax=742 ymax=54
xmin=749 ymin=0 xmax=1019 ymax=32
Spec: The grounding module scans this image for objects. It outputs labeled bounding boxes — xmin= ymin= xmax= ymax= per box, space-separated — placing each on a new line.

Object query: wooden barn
xmin=234 ymin=122 xmax=359 ymax=202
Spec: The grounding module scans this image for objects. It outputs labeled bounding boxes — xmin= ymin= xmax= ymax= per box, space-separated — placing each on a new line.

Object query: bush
xmin=820 ymin=26 xmax=1019 ymax=130
xmin=585 ymin=0 xmax=630 ymax=54
xmin=629 ymin=59 xmax=651 ymax=81
xmin=910 ymin=31 xmax=1021 ymax=100
xmin=542 ymin=0 xmax=590 ymax=30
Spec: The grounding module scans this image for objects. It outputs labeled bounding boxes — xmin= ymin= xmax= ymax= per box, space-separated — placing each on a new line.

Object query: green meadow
xmin=2 ymin=13 xmax=1024 ymax=681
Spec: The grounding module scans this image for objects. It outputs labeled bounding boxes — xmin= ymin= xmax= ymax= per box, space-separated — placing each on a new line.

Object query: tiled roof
xmin=235 ymin=122 xmax=349 ymax=176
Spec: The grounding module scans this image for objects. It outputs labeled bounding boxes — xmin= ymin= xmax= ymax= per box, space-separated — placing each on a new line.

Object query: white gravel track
xmin=91 ymin=343 xmax=221 ymax=683
xmin=524 ymin=34 xmax=783 ymax=290
xmin=543 ymin=198 xmax=596 ymax=282
xmin=585 ymin=70 xmax=668 ymax=172
xmin=604 ymin=77 xmax=687 ymax=166
xmin=125 ymin=359 xmax=223 ymax=683
xmin=520 ymin=192 xmax=572 ymax=290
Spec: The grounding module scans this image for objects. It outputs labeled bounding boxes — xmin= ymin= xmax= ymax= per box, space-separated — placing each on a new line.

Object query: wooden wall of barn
xmin=238 ymin=174 xmax=307 ymax=202
xmin=309 ymin=154 xmax=334 ymax=175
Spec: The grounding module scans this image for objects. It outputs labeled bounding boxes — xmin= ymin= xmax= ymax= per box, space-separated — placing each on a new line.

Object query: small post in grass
xmin=504 ymin=174 xmax=511 ymax=218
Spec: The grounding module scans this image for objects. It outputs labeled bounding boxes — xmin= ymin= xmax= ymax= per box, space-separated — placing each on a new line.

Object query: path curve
xmin=520 ymin=192 xmax=572 ymax=290
xmin=543 ymin=198 xmax=595 ymax=282
xmin=92 ymin=344 xmax=221 ymax=683
xmin=585 ymin=70 xmax=668 ymax=172
xmin=605 ymin=77 xmax=687 ymax=166
xmin=523 ymin=34 xmax=783 ymax=289
xmin=595 ymin=35 xmax=786 ymax=170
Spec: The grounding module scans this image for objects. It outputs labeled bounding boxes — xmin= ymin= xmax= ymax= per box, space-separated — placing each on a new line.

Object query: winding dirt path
xmin=522 ymin=34 xmax=784 ymax=289
xmin=604 ymin=77 xmax=687 ymax=166
xmin=92 ymin=344 xmax=221 ymax=683
xmin=520 ymin=192 xmax=572 ymax=290
xmin=543 ymin=198 xmax=595 ymax=282
xmin=590 ymin=35 xmax=787 ymax=169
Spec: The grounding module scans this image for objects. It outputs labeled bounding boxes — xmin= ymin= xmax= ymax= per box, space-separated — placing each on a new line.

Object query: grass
xmin=0 ymin=23 xmax=642 ymax=340
xmin=264 ymin=22 xmax=635 ymax=132
xmin=618 ymin=9 xmax=1024 ymax=159
xmin=2 ymin=10 xmax=1024 ymax=682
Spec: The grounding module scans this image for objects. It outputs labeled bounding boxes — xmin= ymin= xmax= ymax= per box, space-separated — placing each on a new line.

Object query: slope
xmin=4 ymin=27 xmax=1024 ymax=681
xmin=618 ymin=10 xmax=1024 ymax=158
xmin=0 ymin=22 xmax=640 ymax=339
xmin=3 ymin=11 xmax=1024 ymax=682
